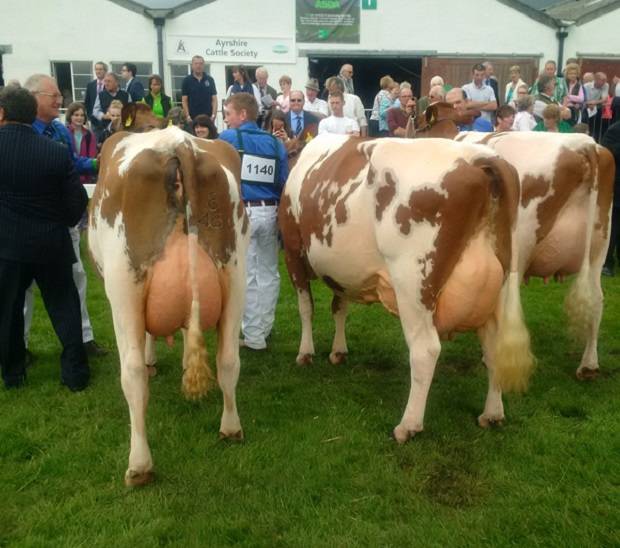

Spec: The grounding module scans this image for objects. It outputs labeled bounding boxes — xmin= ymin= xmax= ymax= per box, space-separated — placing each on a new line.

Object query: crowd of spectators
xmin=1 ymin=55 xmax=620 ymax=389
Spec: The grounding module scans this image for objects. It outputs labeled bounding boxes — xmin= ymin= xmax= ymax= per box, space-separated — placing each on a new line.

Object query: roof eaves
xmin=496 ymin=0 xmax=560 ymax=28
xmin=575 ymin=0 xmax=620 ymax=25
xmin=167 ymin=0 xmax=218 ymax=18
xmin=106 ymin=0 xmax=150 ymax=17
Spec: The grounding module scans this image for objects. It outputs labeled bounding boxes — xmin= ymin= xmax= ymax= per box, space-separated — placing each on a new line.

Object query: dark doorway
xmin=51 ymin=61 xmax=73 ymax=107
xmin=307 ymin=56 xmax=422 ymax=109
xmin=225 ymin=65 xmax=259 ymax=93
xmin=0 ymin=54 xmax=4 ymax=87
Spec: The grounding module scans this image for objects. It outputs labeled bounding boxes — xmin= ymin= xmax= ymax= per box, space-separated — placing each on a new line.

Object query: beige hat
xmin=305 ymin=78 xmax=320 ymax=92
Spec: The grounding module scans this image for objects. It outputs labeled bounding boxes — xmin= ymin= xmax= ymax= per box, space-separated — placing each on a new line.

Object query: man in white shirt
xmin=303 ymin=78 xmax=328 ymax=118
xmin=318 ymin=92 xmax=360 ymax=136
xmin=462 ymin=63 xmax=497 ymax=123
xmin=325 ymin=76 xmax=367 ymax=136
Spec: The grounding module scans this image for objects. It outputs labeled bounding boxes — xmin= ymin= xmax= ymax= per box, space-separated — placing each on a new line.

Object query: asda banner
xmin=296 ymin=0 xmax=360 ymax=44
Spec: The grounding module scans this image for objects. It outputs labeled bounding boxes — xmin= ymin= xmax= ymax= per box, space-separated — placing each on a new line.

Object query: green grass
xmin=1 ymin=248 xmax=619 ymax=547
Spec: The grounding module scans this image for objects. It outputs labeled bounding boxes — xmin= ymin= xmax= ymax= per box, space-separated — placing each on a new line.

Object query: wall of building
xmin=2 ymin=0 xmax=563 ymax=103
xmin=0 ymin=0 xmax=157 ymax=85
xmin=564 ymin=7 xmax=620 ymax=60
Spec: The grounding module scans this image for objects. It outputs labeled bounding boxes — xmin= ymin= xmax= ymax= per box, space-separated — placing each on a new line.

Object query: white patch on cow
xmin=114 ymin=126 xmax=200 ymax=177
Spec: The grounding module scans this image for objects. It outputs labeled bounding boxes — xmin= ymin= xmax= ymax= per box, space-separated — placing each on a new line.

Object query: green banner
xmin=296 ymin=0 xmax=360 ymax=44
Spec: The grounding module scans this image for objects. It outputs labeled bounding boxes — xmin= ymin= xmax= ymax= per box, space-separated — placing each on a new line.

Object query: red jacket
xmin=67 ymin=125 xmax=97 ymax=183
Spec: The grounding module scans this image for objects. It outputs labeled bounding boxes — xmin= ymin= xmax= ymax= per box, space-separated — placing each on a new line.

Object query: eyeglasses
xmin=36 ymin=92 xmax=63 ymax=100
xmin=290 ymin=99 xmax=303 ymax=103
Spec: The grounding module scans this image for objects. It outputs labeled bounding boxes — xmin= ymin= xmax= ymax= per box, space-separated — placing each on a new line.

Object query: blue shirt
xmin=181 ymin=73 xmax=217 ymax=118
xmin=458 ymin=117 xmax=494 ymax=132
xmin=219 ymin=121 xmax=288 ymax=202
xmin=32 ymin=118 xmax=96 ymax=175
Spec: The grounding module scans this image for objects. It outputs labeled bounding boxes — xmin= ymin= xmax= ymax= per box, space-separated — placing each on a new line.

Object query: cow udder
xmin=145 ymin=228 xmax=222 ymax=337
xmin=434 ymin=232 xmax=504 ymax=334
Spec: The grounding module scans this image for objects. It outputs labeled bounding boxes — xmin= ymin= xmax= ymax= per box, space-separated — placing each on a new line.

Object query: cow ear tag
xmin=168 ymin=119 xmax=173 ymax=127
xmin=125 ymin=115 xmax=133 ymax=127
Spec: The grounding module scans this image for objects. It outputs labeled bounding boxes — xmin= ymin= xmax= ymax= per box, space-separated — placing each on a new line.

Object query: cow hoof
xmin=296 ymin=353 xmax=313 ymax=366
xmin=329 ymin=351 xmax=348 ymax=365
xmin=478 ymin=415 xmax=505 ymax=429
xmin=219 ymin=429 xmax=244 ymax=442
xmin=392 ymin=424 xmax=421 ymax=444
xmin=576 ymin=367 xmax=599 ymax=381
xmin=146 ymin=365 xmax=157 ymax=377
xmin=124 ymin=469 xmax=154 ymax=487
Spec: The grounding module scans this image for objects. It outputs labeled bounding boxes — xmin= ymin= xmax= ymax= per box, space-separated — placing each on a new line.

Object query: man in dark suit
xmin=0 ymin=86 xmax=89 ymax=390
xmin=483 ymin=61 xmax=500 ymax=107
xmin=121 ymin=62 xmax=145 ymax=102
xmin=83 ymin=61 xmax=107 ymax=135
xmin=286 ymin=90 xmax=319 ymax=140
xmin=601 ymin=120 xmax=620 ymax=276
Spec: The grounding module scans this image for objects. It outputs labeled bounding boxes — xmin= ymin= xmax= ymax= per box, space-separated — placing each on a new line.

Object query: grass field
xmin=1 ymin=250 xmax=619 ymax=547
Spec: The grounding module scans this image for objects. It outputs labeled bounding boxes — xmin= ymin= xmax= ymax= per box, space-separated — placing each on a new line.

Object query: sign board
xmin=167 ymin=35 xmax=295 ymax=64
xmin=296 ymin=0 xmax=360 ymax=44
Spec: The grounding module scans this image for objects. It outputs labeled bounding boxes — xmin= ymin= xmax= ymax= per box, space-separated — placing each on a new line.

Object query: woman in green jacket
xmin=143 ymin=74 xmax=172 ymax=119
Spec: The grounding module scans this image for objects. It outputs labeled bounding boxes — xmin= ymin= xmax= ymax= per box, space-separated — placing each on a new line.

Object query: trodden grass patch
xmin=1 ymin=250 xmax=619 ymax=547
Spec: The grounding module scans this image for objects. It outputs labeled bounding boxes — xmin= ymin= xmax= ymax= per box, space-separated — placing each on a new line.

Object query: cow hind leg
xmin=296 ymin=287 xmax=315 ymax=366
xmin=572 ymin=266 xmax=603 ymax=380
xmin=390 ymin=280 xmax=441 ymax=443
xmin=477 ymin=320 xmax=505 ymax=428
xmin=106 ymin=281 xmax=154 ymax=486
xmin=215 ymin=265 xmax=244 ymax=440
xmin=329 ymin=294 xmax=348 ymax=365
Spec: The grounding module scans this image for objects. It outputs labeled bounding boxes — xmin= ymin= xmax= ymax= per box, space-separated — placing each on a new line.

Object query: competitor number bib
xmin=241 ymin=153 xmax=277 ymax=184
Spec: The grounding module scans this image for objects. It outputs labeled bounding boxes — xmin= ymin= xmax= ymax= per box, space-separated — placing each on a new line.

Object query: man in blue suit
xmin=121 ymin=62 xmax=145 ymax=102
xmin=286 ymin=90 xmax=319 ymax=140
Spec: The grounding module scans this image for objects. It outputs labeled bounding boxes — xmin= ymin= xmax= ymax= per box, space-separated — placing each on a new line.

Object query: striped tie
xmin=295 ymin=115 xmax=302 ymax=136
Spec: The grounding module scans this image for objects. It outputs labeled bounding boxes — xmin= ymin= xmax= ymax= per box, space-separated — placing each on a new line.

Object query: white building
xmin=1 ymin=0 xmax=618 ymax=114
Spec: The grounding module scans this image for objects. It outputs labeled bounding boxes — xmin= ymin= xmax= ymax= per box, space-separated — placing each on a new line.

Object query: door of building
xmin=421 ymin=57 xmax=540 ymax=104
xmin=307 ymin=56 xmax=423 ymax=110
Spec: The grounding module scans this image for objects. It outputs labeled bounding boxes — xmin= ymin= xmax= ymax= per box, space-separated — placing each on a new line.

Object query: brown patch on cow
xmin=395 ymin=187 xmax=445 ymax=235
xmin=298 ymin=138 xmax=370 ymax=249
xmin=279 ymin=192 xmax=314 ymax=292
xmin=407 ymin=159 xmax=496 ymax=310
xmin=115 ymin=149 xmax=181 ymax=277
xmin=595 ymin=145 xmax=615 ymax=239
xmin=375 ymin=169 xmax=397 ymax=221
xmin=189 ymin=147 xmax=237 ymax=264
xmin=535 ymin=148 xmax=594 ymax=242
xmin=473 ymin=156 xmax=520 ymax=273
xmin=521 ymin=174 xmax=551 ymax=208
xmin=323 ymin=275 xmax=345 ymax=293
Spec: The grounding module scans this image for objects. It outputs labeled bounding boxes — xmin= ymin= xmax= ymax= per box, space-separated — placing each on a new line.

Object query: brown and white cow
xmin=279 ymin=134 xmax=535 ymax=440
xmin=455 ymin=131 xmax=615 ymax=378
xmin=89 ymin=127 xmax=249 ymax=485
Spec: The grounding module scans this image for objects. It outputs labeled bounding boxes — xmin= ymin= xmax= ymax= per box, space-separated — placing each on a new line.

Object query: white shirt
xmin=512 ymin=111 xmax=536 ymax=131
xmin=328 ymin=92 xmax=367 ymax=129
xmin=318 ymin=115 xmax=360 ymax=136
xmin=462 ymin=81 xmax=496 ymax=122
xmin=304 ymin=96 xmax=328 ymax=117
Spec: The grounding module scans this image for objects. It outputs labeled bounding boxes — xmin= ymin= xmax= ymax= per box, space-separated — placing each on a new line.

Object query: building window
xmin=110 ymin=62 xmax=153 ymax=90
xmin=170 ymin=63 xmax=191 ymax=104
xmin=51 ymin=60 xmax=93 ymax=107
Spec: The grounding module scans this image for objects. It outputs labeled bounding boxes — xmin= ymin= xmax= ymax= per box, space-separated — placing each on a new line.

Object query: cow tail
xmin=564 ymin=146 xmax=599 ymax=343
xmin=176 ymin=141 xmax=214 ymax=400
xmin=477 ymin=156 xmax=535 ymax=393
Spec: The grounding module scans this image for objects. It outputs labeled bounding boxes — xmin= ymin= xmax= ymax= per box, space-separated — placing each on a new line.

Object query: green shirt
xmin=534 ymin=120 xmax=573 ymax=133
xmin=151 ymin=93 xmax=164 ymax=118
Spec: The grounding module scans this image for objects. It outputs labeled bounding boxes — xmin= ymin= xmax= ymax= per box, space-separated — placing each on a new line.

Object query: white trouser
xmin=242 ymin=205 xmax=280 ymax=349
xmin=24 ymin=226 xmax=94 ymax=346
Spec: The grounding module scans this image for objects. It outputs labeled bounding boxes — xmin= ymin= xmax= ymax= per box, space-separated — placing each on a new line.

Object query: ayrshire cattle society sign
xmin=168 ymin=35 xmax=295 ymax=64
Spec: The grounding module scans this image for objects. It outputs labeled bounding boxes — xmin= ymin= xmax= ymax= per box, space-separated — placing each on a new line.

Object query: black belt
xmin=244 ymin=199 xmax=278 ymax=207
